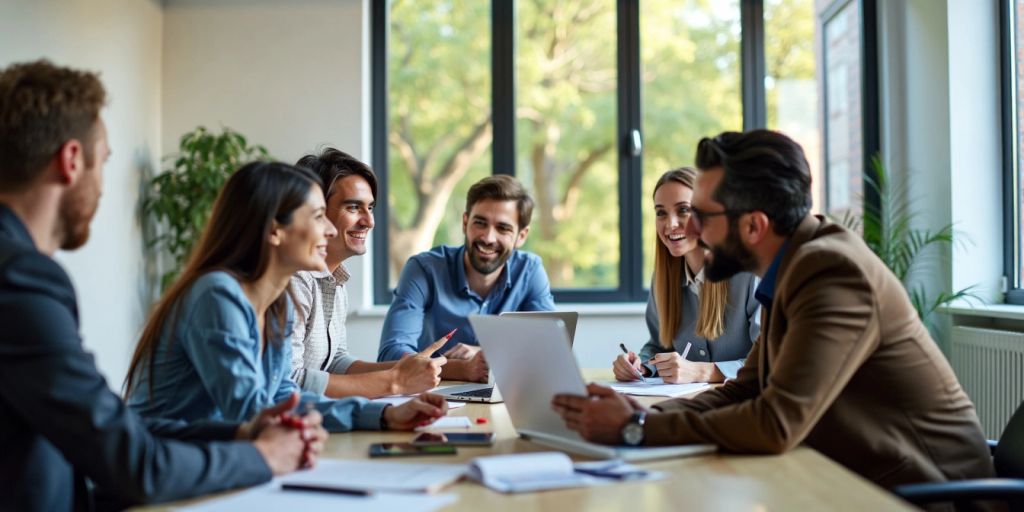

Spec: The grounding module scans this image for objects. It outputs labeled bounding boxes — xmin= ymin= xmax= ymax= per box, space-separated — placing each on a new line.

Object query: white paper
xmin=605 ymin=378 xmax=711 ymax=397
xmin=174 ymin=483 xmax=458 ymax=512
xmin=466 ymin=452 xmax=663 ymax=493
xmin=371 ymin=395 xmax=466 ymax=409
xmin=415 ymin=415 xmax=473 ymax=431
xmin=277 ymin=459 xmax=466 ymax=493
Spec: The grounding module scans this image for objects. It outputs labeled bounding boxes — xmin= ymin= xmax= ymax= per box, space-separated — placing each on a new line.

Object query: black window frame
xmin=371 ymin=0 xmax=878 ymax=305
xmin=1002 ymin=0 xmax=1024 ymax=304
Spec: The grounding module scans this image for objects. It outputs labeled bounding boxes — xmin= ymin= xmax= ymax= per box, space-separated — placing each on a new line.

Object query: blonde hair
xmin=652 ymin=167 xmax=730 ymax=349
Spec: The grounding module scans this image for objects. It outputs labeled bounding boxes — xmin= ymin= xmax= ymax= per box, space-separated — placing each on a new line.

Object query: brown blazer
xmin=645 ymin=215 xmax=994 ymax=488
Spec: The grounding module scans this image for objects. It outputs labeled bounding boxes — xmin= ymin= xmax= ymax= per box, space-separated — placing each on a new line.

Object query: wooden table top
xmin=133 ymin=370 xmax=914 ymax=511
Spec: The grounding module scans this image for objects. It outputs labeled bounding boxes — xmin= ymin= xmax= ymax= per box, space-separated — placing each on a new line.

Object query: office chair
xmin=892 ymin=401 xmax=1024 ymax=508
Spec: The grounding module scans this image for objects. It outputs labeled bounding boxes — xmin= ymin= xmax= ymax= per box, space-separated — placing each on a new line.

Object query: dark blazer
xmin=0 ymin=205 xmax=271 ymax=511
xmin=644 ymin=215 xmax=994 ymax=488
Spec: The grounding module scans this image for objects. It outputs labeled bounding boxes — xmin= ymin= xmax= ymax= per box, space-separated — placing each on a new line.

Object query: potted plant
xmin=836 ymin=155 xmax=976 ymax=331
xmin=143 ymin=126 xmax=271 ymax=290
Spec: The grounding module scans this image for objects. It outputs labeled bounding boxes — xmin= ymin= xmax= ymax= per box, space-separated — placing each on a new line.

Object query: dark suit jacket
xmin=644 ymin=215 xmax=994 ymax=487
xmin=0 ymin=205 xmax=271 ymax=511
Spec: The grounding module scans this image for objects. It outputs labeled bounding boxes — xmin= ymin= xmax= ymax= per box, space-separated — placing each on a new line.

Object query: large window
xmin=1004 ymin=0 xmax=1024 ymax=303
xmin=373 ymin=0 xmax=825 ymax=304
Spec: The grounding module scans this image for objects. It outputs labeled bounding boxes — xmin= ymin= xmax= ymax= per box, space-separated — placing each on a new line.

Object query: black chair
xmin=892 ymin=401 xmax=1024 ymax=508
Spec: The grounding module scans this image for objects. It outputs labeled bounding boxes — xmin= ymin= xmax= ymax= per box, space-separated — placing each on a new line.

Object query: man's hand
xmin=390 ymin=338 xmax=448 ymax=395
xmin=383 ymin=393 xmax=449 ymax=430
xmin=443 ymin=343 xmax=480 ymax=360
xmin=650 ymin=353 xmax=710 ymax=383
xmin=551 ymin=383 xmax=643 ymax=444
xmin=451 ymin=350 xmax=489 ymax=382
xmin=612 ymin=352 xmax=649 ymax=382
xmin=252 ymin=424 xmax=307 ymax=476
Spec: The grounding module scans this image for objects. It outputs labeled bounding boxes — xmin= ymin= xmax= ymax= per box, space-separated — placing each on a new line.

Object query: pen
xmin=680 ymin=342 xmax=692 ymax=361
xmin=441 ymin=328 xmax=458 ymax=343
xmin=281 ymin=483 xmax=371 ymax=497
xmin=618 ymin=343 xmax=647 ymax=383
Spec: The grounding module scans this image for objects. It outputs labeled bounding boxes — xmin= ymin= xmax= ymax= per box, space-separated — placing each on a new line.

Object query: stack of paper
xmin=175 ymin=483 xmax=458 ymax=512
xmin=371 ymin=395 xmax=467 ymax=409
xmin=467 ymin=452 xmax=661 ymax=493
xmin=604 ymin=378 xmax=710 ymax=397
xmin=277 ymin=459 xmax=466 ymax=494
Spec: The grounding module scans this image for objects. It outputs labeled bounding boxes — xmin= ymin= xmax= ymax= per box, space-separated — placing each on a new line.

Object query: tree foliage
xmin=386 ymin=0 xmax=814 ymax=288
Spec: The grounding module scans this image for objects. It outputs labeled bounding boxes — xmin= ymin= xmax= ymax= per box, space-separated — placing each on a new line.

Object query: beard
xmin=58 ymin=176 xmax=100 ymax=250
xmin=466 ymin=238 xmax=512 ymax=275
xmin=704 ymin=219 xmax=758 ymax=282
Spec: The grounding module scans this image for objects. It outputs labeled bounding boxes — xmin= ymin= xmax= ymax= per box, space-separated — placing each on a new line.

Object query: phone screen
xmin=411 ymin=432 xmax=495 ymax=446
xmin=368 ymin=442 xmax=457 ymax=457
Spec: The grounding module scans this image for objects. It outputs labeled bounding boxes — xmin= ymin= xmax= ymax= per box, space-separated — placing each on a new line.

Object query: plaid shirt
xmin=289 ymin=265 xmax=357 ymax=394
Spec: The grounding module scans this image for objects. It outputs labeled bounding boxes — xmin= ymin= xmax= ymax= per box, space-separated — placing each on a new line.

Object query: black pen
xmin=618 ymin=343 xmax=647 ymax=383
xmin=281 ymin=483 xmax=372 ymax=497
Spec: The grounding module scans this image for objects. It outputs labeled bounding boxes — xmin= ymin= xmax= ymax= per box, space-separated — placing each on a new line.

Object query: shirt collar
xmin=683 ymin=261 xmax=704 ymax=287
xmin=310 ymin=263 xmax=350 ymax=284
xmin=754 ymin=240 xmax=789 ymax=309
xmin=0 ymin=204 xmax=35 ymax=249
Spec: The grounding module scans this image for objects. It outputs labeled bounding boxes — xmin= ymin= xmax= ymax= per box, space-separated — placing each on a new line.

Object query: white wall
xmin=0 ymin=0 xmax=163 ymax=384
xmin=877 ymin=0 xmax=1003 ymax=350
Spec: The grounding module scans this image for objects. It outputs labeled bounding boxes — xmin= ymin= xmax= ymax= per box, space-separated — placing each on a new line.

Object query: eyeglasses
xmin=689 ymin=206 xmax=750 ymax=230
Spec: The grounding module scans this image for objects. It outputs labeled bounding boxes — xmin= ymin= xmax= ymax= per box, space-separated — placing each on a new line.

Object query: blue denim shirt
xmin=127 ymin=271 xmax=387 ymax=432
xmin=377 ymin=245 xmax=556 ymax=361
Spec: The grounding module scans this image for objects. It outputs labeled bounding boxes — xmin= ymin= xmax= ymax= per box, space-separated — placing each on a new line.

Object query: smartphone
xmin=411 ymin=432 xmax=496 ymax=446
xmin=368 ymin=442 xmax=457 ymax=457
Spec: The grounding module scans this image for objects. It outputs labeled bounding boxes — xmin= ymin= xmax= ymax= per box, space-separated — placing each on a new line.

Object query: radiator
xmin=950 ymin=326 xmax=1024 ymax=439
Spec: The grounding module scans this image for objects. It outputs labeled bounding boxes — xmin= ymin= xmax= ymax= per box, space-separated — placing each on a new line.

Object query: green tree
xmin=386 ymin=0 xmax=815 ymax=288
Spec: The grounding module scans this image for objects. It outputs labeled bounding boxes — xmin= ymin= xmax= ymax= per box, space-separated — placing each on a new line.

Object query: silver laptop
xmin=436 ymin=311 xmax=578 ymax=404
xmin=468 ymin=314 xmax=717 ymax=462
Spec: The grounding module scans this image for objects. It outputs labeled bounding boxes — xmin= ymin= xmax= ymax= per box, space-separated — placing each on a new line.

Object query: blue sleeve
xmin=520 ymin=256 xmax=556 ymax=311
xmin=178 ymin=285 xmax=288 ymax=422
xmin=378 ymin=258 xmax=431 ymax=361
xmin=275 ymin=335 xmax=387 ymax=432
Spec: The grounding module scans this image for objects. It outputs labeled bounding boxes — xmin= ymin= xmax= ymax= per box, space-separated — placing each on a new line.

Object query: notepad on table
xmin=604 ymin=378 xmax=711 ymax=397
xmin=467 ymin=452 xmax=661 ymax=493
xmin=415 ymin=415 xmax=473 ymax=431
xmin=276 ymin=459 xmax=466 ymax=494
xmin=174 ymin=482 xmax=458 ymax=512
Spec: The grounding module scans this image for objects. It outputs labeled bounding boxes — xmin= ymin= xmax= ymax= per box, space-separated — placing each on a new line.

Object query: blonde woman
xmin=614 ymin=167 xmax=761 ymax=383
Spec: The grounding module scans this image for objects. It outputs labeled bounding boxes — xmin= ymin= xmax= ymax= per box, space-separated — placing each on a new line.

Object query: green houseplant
xmin=144 ymin=127 xmax=270 ymax=290
xmin=836 ymin=155 xmax=976 ymax=329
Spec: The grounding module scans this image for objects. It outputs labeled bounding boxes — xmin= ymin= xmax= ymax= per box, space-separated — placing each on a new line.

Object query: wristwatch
xmin=621 ymin=411 xmax=646 ymax=446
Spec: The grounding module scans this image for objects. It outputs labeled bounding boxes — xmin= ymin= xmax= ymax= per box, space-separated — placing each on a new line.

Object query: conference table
xmin=138 ymin=370 xmax=914 ymax=511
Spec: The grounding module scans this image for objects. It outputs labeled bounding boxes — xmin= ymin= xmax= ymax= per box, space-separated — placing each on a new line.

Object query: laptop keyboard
xmin=450 ymin=387 xmax=493 ymax=398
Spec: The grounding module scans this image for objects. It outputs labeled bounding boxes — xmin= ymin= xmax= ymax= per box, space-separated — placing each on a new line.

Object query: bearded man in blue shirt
xmin=378 ymin=175 xmax=556 ymax=382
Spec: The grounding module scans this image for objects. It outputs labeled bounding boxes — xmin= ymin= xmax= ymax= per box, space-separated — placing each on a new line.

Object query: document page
xmin=604 ymin=378 xmax=711 ymax=397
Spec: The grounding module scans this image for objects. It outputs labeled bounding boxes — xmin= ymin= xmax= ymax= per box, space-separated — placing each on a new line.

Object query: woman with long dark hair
xmin=614 ymin=167 xmax=760 ymax=383
xmin=125 ymin=162 xmax=446 ymax=431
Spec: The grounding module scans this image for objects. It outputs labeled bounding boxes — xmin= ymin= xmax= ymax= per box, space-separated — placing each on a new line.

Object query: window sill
xmin=352 ymin=302 xmax=647 ymax=318
xmin=940 ymin=300 xmax=1024 ymax=322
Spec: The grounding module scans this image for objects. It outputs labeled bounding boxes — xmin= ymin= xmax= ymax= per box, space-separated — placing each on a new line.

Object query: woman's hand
xmin=612 ymin=352 xmax=648 ymax=381
xmin=650 ymin=352 xmax=714 ymax=383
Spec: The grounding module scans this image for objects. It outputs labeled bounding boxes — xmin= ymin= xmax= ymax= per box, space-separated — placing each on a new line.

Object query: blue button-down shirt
xmin=377 ymin=245 xmax=556 ymax=361
xmin=754 ymin=240 xmax=789 ymax=312
xmin=127 ymin=271 xmax=387 ymax=432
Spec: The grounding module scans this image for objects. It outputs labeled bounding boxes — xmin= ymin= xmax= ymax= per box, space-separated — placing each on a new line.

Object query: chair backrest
xmin=995 ymin=400 xmax=1024 ymax=478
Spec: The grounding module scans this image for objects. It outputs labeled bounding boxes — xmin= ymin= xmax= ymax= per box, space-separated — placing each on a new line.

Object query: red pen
xmin=441 ymin=328 xmax=458 ymax=342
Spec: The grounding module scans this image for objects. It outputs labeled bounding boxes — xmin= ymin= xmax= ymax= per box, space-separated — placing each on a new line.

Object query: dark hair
xmin=295 ymin=147 xmax=377 ymax=200
xmin=0 ymin=60 xmax=106 ymax=192
xmin=124 ymin=161 xmax=320 ymax=397
xmin=694 ymin=129 xmax=812 ymax=235
xmin=465 ymin=175 xmax=535 ymax=229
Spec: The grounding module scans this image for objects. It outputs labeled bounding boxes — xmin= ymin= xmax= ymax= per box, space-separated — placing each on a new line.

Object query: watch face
xmin=623 ymin=422 xmax=644 ymax=446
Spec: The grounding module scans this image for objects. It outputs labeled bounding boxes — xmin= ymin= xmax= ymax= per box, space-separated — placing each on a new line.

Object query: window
xmin=1004 ymin=0 xmax=1024 ymax=303
xmin=373 ymin=0 xmax=825 ymax=304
